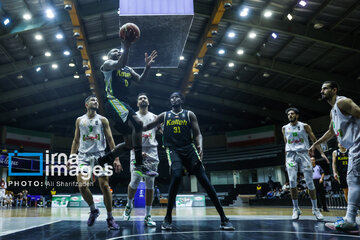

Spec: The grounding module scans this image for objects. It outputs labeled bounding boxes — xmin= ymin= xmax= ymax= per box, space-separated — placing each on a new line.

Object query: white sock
xmin=90 ymin=203 xmax=96 ymax=211
xmin=345 ymin=204 xmax=358 ymax=223
xmin=127 ymin=197 xmax=133 ymax=207
xmin=145 ymin=205 xmax=152 ymax=216
xmin=310 ymin=199 xmax=317 ymax=209
xmin=292 ymin=199 xmax=299 ymax=209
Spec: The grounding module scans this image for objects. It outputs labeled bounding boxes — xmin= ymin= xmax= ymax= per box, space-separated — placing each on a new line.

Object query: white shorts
xmin=286 ymin=151 xmax=312 ymax=175
xmin=78 ymin=151 xmax=109 ymax=177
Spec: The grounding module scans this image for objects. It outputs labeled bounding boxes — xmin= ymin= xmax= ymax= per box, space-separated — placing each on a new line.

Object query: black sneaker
xmin=87 ymin=208 xmax=100 ymax=227
xmin=220 ymin=217 xmax=235 ymax=230
xmin=161 ymin=220 xmax=172 ymax=230
xmin=107 ymin=217 xmax=120 ymax=230
xmin=134 ymin=165 xmax=159 ymax=177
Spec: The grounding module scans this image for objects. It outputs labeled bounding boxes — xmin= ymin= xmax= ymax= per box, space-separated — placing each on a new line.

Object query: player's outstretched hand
xmin=145 ymin=50 xmax=158 ymax=67
xmin=113 ymin=157 xmax=123 ymax=173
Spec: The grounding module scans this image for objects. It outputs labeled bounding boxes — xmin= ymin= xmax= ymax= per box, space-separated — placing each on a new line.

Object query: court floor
xmin=0 ymin=207 xmax=358 ymax=239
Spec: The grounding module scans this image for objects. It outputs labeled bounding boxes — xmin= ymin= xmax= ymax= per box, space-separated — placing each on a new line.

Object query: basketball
xmin=119 ymin=23 xmax=140 ymax=43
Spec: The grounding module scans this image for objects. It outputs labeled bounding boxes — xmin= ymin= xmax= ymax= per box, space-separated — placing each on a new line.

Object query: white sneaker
xmin=312 ymin=208 xmax=324 ymax=220
xmin=123 ymin=205 xmax=132 ymax=221
xmin=292 ymin=208 xmax=301 ymax=220
xmin=144 ymin=215 xmax=156 ymax=227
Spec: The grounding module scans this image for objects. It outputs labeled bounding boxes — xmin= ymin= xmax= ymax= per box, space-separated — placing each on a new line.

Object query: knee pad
xmin=145 ymin=177 xmax=155 ymax=189
xmin=129 ymin=174 xmax=141 ymax=190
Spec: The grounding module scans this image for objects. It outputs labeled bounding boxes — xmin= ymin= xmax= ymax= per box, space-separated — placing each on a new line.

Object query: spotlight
xmin=228 ymin=62 xmax=234 ymax=67
xmin=228 ymin=32 xmax=236 ymax=38
xmin=23 ymin=13 xmax=32 ymax=20
xmin=218 ymin=49 xmax=225 ymax=55
xmin=271 ymin=33 xmax=278 ymax=39
xmin=3 ymin=18 xmax=10 ymax=26
xmin=64 ymin=4 xmax=72 ymax=10
xmin=36 ymin=67 xmax=41 ymax=72
xmin=249 ymin=32 xmax=257 ymax=39
xmin=45 ymin=9 xmax=55 ymax=19
xmin=68 ymin=60 xmax=75 ymax=67
xmin=102 ymin=55 xmax=108 ymax=61
xmin=51 ymin=63 xmax=58 ymax=69
xmin=299 ymin=1 xmax=307 ymax=7
xmin=44 ymin=51 xmax=51 ymax=57
xmin=263 ymin=10 xmax=272 ymax=18
xmin=224 ymin=2 xmax=232 ymax=9
xmin=56 ymin=33 xmax=63 ymax=39
xmin=240 ymin=8 xmax=249 ymax=17
xmin=35 ymin=34 xmax=43 ymax=40
xmin=287 ymin=14 xmax=293 ymax=21
xmin=179 ymin=56 xmax=184 ymax=60
xmin=63 ymin=50 xmax=70 ymax=56
xmin=155 ymin=71 xmax=162 ymax=77
xmin=73 ymin=72 xmax=80 ymax=79
xmin=237 ymin=49 xmax=244 ymax=55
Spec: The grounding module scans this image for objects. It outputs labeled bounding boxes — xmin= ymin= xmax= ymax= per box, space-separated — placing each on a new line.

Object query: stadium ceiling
xmin=0 ymin=0 xmax=359 ymax=136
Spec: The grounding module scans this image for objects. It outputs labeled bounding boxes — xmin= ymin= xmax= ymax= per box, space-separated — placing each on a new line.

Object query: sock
xmin=345 ymin=204 xmax=358 ymax=223
xmin=292 ymin=199 xmax=299 ymax=209
xmin=107 ymin=211 xmax=113 ymax=219
xmin=145 ymin=205 xmax=152 ymax=216
xmin=310 ymin=199 xmax=317 ymax=209
xmin=134 ymin=146 xmax=143 ymax=166
xmin=127 ymin=197 xmax=133 ymax=207
xmin=90 ymin=203 xmax=96 ymax=211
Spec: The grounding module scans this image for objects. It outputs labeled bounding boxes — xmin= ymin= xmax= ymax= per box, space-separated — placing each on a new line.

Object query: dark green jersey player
xmin=143 ymin=91 xmax=234 ymax=231
xmin=332 ymin=143 xmax=349 ymax=202
xmin=98 ymin=31 xmax=158 ymax=177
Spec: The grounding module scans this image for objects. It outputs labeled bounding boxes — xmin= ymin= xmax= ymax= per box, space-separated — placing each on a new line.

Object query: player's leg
xmin=162 ymin=148 xmax=183 ymax=230
xmin=300 ymin=152 xmax=323 ymax=220
xmin=77 ymin=173 xmax=99 ymax=226
xmin=144 ymin=175 xmax=156 ymax=227
xmin=98 ymin=176 xmax=120 ymax=230
xmin=286 ymin=152 xmax=301 ymax=219
xmin=123 ymin=162 xmax=141 ymax=221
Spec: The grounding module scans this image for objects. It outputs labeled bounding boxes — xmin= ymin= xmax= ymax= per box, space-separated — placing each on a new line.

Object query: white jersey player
xmin=123 ymin=93 xmax=160 ymax=227
xmin=310 ymin=81 xmax=360 ymax=233
xmin=70 ymin=95 xmax=122 ymax=230
xmin=282 ymin=107 xmax=328 ymax=220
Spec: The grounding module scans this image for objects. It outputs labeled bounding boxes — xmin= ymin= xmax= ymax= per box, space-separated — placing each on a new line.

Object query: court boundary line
xmin=0 ymin=220 xmax=63 ymax=237
xmin=106 ymin=230 xmax=359 ymax=240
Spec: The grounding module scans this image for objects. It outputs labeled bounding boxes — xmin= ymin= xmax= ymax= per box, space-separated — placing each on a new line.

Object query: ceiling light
xmin=263 ymin=10 xmax=272 ymax=18
xmin=240 ymin=8 xmax=249 ymax=17
xmin=271 ymin=32 xmax=278 ymax=39
xmin=56 ymin=33 xmax=63 ymax=39
xmin=263 ymin=72 xmax=270 ymax=77
xmin=3 ymin=18 xmax=10 ymax=26
xmin=73 ymin=72 xmax=80 ymax=79
xmin=204 ymin=73 xmax=210 ymax=78
xmin=17 ymin=74 xmax=23 ymax=79
xmin=69 ymin=60 xmax=75 ymax=67
xmin=155 ymin=72 xmax=162 ymax=77
xmin=248 ymin=32 xmax=257 ymax=39
xmin=313 ymin=23 xmax=324 ymax=29
xmin=299 ymin=1 xmax=307 ymax=7
xmin=23 ymin=13 xmax=32 ymax=20
xmin=179 ymin=56 xmax=184 ymax=60
xmin=102 ymin=55 xmax=108 ymax=61
xmin=63 ymin=50 xmax=70 ymax=56
xmin=45 ymin=9 xmax=55 ymax=19
xmin=218 ymin=49 xmax=225 ymax=55
xmin=36 ymin=67 xmax=41 ymax=72
xmin=51 ymin=63 xmax=58 ymax=69
xmin=228 ymin=32 xmax=236 ymax=38
xmin=287 ymin=14 xmax=293 ymax=21
xmin=44 ymin=51 xmax=51 ymax=57
xmin=120 ymin=48 xmax=124 ymax=53
xmin=228 ymin=62 xmax=234 ymax=67
xmin=237 ymin=49 xmax=244 ymax=55
xmin=35 ymin=34 xmax=43 ymax=40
